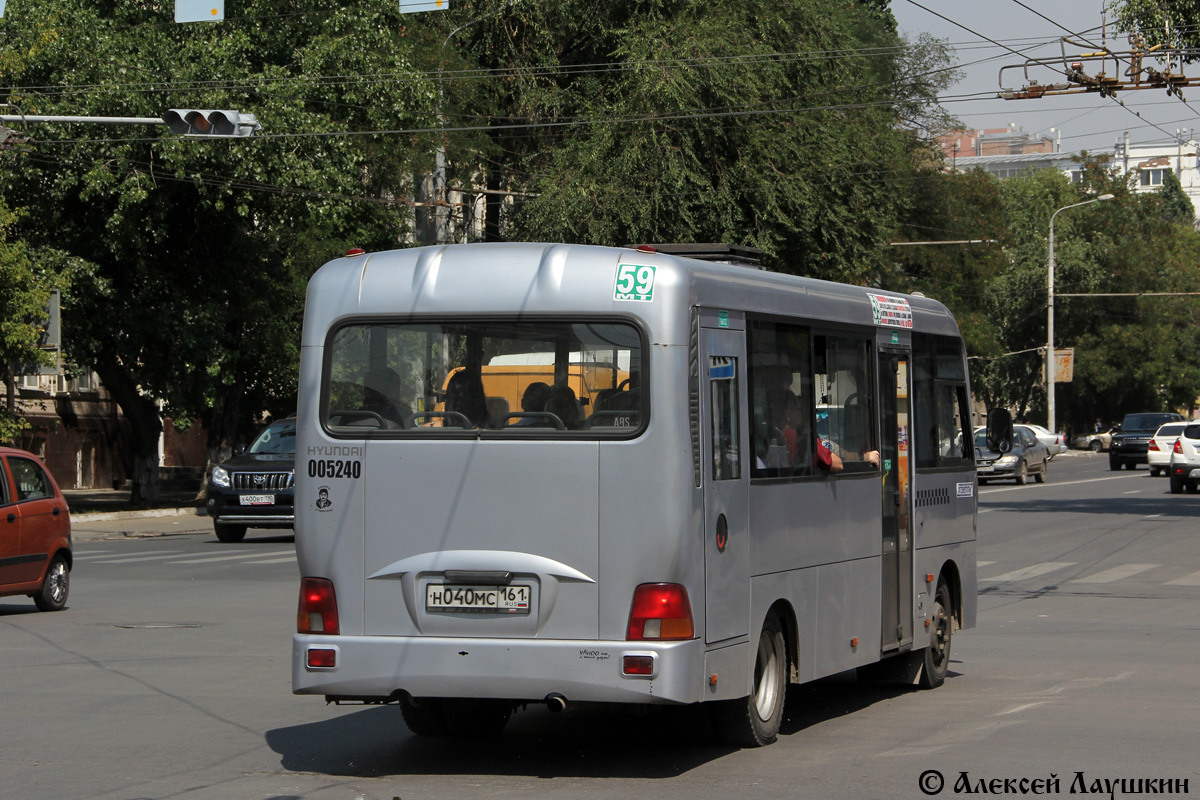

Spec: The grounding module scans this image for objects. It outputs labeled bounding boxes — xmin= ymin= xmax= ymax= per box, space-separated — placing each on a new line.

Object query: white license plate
xmin=977 ymin=466 xmax=995 ymax=474
xmin=240 ymin=494 xmax=275 ymax=505
xmin=425 ymin=584 xmax=532 ymax=614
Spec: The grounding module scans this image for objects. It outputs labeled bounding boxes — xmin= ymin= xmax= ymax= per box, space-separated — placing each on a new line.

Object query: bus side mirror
xmin=986 ymin=409 xmax=1013 ymax=453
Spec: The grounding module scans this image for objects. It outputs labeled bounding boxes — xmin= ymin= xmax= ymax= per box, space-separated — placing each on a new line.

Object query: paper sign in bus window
xmin=866 ymin=292 xmax=913 ymax=329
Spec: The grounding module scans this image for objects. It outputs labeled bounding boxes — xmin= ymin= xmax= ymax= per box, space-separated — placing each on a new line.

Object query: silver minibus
xmin=292 ymin=242 xmax=977 ymax=746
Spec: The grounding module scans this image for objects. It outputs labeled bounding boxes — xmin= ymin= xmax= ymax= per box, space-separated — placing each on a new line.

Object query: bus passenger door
xmin=701 ymin=322 xmax=750 ymax=645
xmin=879 ymin=351 xmax=914 ymax=652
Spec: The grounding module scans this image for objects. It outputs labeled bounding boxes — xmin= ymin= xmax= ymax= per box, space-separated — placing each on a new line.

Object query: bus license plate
xmin=426 ymin=584 xmax=532 ymax=614
xmin=240 ymin=494 xmax=274 ymax=505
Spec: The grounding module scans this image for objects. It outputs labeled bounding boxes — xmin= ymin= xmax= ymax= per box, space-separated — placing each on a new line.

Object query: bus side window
xmin=710 ymin=357 xmax=740 ymax=480
xmin=748 ymin=320 xmax=814 ymax=478
xmin=814 ymin=334 xmax=876 ymax=472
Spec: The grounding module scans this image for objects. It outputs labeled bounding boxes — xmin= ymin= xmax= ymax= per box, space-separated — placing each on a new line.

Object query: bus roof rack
xmin=625 ymin=243 xmax=765 ymax=269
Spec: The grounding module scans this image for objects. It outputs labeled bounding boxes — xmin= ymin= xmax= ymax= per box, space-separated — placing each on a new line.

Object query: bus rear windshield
xmin=323 ymin=320 xmax=645 ymax=436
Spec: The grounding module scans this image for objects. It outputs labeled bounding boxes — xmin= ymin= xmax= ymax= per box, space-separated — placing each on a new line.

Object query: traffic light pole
xmin=0 ymin=114 xmax=164 ymax=125
xmin=1 ymin=107 xmax=260 ymax=137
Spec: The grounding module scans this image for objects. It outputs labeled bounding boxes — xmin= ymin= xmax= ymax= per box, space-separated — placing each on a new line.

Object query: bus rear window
xmin=323 ymin=320 xmax=645 ymax=436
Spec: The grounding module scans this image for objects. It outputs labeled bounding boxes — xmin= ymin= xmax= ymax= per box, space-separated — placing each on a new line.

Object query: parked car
xmin=975 ymin=426 xmax=1050 ymax=485
xmin=1017 ymin=423 xmax=1067 ymax=458
xmin=1146 ymin=421 xmax=1188 ymax=477
xmin=1168 ymin=422 xmax=1200 ymax=493
xmin=1072 ymin=426 xmax=1118 ymax=452
xmin=205 ymin=417 xmax=296 ymax=543
xmin=0 ymin=447 xmax=72 ymax=611
xmin=1109 ymin=412 xmax=1184 ymax=471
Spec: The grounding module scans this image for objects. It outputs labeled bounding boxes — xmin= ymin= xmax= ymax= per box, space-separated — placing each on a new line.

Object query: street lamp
xmin=1047 ymin=193 xmax=1115 ymax=435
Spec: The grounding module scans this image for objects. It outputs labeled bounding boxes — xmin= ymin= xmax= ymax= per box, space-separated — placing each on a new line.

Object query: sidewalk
xmin=64 ymin=487 xmax=208 ymax=522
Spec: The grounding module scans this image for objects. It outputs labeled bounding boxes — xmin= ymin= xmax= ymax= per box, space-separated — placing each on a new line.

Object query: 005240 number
xmin=307 ymin=459 xmax=362 ymax=479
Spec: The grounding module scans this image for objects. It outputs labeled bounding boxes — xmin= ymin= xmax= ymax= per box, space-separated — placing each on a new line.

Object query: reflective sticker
xmin=956 ymin=482 xmax=974 ymax=498
xmin=614 ymin=263 xmax=656 ymax=302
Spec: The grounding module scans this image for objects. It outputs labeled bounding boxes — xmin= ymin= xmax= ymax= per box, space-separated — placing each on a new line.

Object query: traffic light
xmin=162 ymin=109 xmax=260 ymax=138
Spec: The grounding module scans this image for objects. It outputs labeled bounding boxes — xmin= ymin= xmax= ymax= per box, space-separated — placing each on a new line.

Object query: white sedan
xmin=1017 ymin=424 xmax=1067 ymax=458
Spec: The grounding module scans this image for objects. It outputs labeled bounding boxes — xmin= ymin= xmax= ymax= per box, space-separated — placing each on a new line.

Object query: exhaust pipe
xmin=544 ymin=692 xmax=569 ymax=713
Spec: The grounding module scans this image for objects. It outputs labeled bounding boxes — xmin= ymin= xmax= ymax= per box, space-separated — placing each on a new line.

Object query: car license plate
xmin=240 ymin=494 xmax=274 ymax=505
xmin=977 ymin=466 xmax=994 ymax=474
xmin=426 ymin=584 xmax=532 ymax=614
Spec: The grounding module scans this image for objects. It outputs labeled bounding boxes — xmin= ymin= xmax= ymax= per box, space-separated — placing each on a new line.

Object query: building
xmin=7 ymin=370 xmax=206 ymax=491
xmin=945 ymin=130 xmax=1200 ymax=220
xmin=939 ymin=125 xmax=1057 ymax=161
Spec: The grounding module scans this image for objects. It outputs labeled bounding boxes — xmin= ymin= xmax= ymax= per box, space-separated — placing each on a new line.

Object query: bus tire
xmin=919 ymin=583 xmax=953 ymax=690
xmin=400 ymin=697 xmax=449 ymax=736
xmin=214 ymin=522 xmax=247 ymax=543
xmin=441 ymin=698 xmax=512 ymax=738
xmin=711 ymin=615 xmax=787 ymax=747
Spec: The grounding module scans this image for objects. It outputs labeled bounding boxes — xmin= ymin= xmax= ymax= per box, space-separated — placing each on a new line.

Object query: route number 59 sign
xmin=614 ymin=263 xmax=656 ymax=302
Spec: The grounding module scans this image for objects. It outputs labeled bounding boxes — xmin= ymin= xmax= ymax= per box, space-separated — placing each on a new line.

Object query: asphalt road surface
xmin=3 ymin=452 xmax=1197 ymax=800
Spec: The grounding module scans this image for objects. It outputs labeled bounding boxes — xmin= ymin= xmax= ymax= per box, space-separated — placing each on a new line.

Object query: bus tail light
xmin=627 ymin=583 xmax=694 ymax=640
xmin=297 ymin=578 xmax=340 ymax=635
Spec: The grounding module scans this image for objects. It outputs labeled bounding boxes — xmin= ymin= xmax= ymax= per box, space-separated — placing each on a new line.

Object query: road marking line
xmin=1166 ymin=571 xmax=1200 ymax=586
xmin=239 ymin=555 xmax=297 ymax=564
xmin=1070 ymin=564 xmax=1158 ymax=584
xmin=1123 ymin=490 xmax=1140 ymax=494
xmin=977 ymin=560 xmax=996 ymax=567
xmin=70 ymin=549 xmax=109 ymax=556
xmin=980 ymin=474 xmax=1147 ymax=495
xmin=993 ymin=701 xmax=1050 ymax=716
xmin=166 ymin=552 xmax=290 ymax=564
xmin=981 ymin=562 xmax=1076 ymax=582
xmin=83 ymin=553 xmax=207 ymax=564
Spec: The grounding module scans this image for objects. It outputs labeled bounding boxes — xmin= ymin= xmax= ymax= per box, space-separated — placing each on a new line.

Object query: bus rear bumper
xmin=293 ymin=634 xmax=706 ymax=705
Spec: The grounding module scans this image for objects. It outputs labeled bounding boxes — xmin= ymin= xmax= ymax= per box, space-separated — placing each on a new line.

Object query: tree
xmin=0 ymin=202 xmax=58 ymax=444
xmin=1112 ymin=1 xmax=1200 ymax=53
xmin=0 ymin=0 xmax=442 ymax=500
xmin=1159 ymin=170 xmax=1195 ymax=225
xmin=438 ymin=0 xmax=956 ymax=282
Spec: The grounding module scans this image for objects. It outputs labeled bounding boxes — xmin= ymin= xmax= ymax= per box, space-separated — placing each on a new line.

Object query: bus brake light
xmin=627 ymin=583 xmax=694 ymax=640
xmin=297 ymin=577 xmax=340 ymax=635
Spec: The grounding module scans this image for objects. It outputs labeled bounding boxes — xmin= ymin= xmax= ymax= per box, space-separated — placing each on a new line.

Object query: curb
xmin=72 ymin=507 xmax=209 ymax=523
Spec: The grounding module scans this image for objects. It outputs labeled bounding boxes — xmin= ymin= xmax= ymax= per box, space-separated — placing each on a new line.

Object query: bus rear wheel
xmin=441 ymin=698 xmax=512 ymax=738
xmin=400 ymin=697 xmax=448 ymax=736
xmin=919 ymin=583 xmax=953 ymax=690
xmin=711 ymin=614 xmax=787 ymax=747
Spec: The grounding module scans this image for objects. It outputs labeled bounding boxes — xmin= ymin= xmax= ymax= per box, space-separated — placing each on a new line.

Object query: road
xmin=2 ymin=452 xmax=1198 ymax=800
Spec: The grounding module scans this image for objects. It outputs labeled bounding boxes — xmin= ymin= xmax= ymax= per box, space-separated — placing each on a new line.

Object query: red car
xmin=0 ymin=447 xmax=72 ymax=611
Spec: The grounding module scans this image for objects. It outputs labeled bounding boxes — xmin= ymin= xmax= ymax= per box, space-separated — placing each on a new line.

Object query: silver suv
xmin=1168 ymin=422 xmax=1200 ymax=494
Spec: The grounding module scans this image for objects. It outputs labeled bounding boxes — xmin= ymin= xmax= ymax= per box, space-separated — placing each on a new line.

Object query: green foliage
xmin=1111 ymin=1 xmax=1200 ymax=54
xmin=0 ymin=0 xmax=443 ymax=444
xmin=1159 ymin=170 xmax=1194 ymax=224
xmin=451 ymin=0 xmax=951 ymax=283
xmin=895 ymin=155 xmax=1200 ymax=430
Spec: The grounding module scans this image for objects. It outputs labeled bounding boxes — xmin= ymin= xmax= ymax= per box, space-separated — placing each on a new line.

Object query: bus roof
xmin=302 ymin=242 xmax=961 ymax=346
